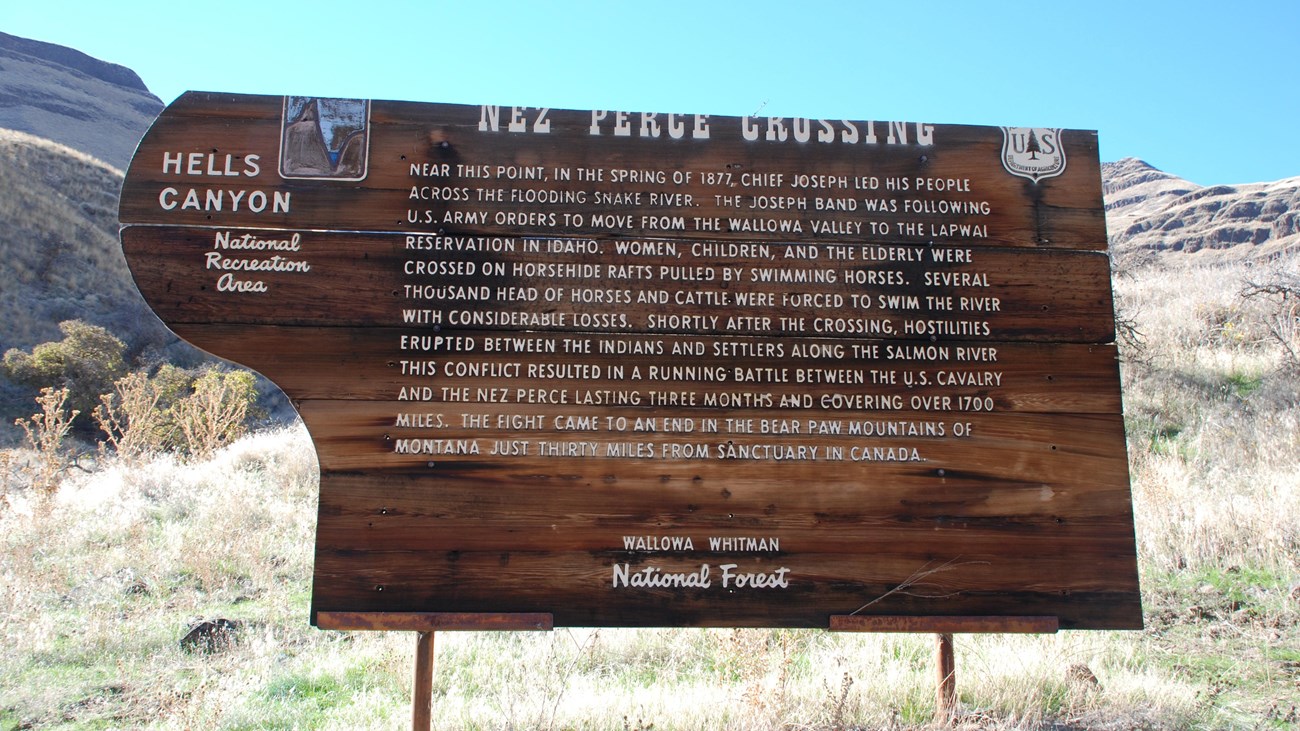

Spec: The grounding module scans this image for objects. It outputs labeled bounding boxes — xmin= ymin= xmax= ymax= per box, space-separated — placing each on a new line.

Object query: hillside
xmin=1104 ymin=157 xmax=1300 ymax=262
xmin=0 ymin=33 xmax=171 ymax=354
xmin=0 ymin=129 xmax=196 ymax=425
xmin=0 ymin=31 xmax=162 ymax=171
xmin=0 ymin=129 xmax=151 ymax=349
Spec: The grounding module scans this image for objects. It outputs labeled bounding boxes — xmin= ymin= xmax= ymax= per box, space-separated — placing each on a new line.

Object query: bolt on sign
xmin=119 ymin=93 xmax=1142 ymax=630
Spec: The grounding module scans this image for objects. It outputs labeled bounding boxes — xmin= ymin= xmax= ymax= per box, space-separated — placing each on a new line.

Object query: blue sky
xmin=6 ymin=0 xmax=1297 ymax=185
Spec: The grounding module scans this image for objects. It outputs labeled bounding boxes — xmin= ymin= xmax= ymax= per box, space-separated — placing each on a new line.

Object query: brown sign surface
xmin=119 ymin=92 xmax=1141 ymax=629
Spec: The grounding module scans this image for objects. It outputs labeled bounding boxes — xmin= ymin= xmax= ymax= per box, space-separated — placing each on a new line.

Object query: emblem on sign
xmin=280 ymin=96 xmax=371 ymax=181
xmin=1000 ymin=127 xmax=1065 ymax=182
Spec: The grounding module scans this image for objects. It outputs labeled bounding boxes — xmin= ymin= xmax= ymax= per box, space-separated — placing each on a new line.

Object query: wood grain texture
xmin=164 ymin=324 xmax=1121 ymax=413
xmin=117 ymin=92 xmax=1140 ymax=630
xmin=315 ymin=612 xmax=552 ymax=632
xmin=830 ymin=616 xmax=1059 ymax=634
xmin=121 ymin=226 xmax=1115 ymax=340
xmin=120 ymin=94 xmax=1105 ymax=248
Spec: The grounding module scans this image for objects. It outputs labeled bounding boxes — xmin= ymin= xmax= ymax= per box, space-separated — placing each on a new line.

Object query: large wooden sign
xmin=119 ymin=92 xmax=1141 ymax=629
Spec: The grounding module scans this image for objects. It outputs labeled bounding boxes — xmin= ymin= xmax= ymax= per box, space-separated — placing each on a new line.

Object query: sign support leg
xmin=315 ymin=613 xmax=551 ymax=729
xmin=830 ymin=616 xmax=1057 ymax=724
xmin=936 ymin=632 xmax=956 ymax=722
xmin=412 ymin=631 xmax=435 ymax=730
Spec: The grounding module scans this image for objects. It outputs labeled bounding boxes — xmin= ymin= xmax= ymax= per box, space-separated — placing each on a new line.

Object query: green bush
xmin=5 ymin=322 xmax=259 ymax=461
xmin=3 ymin=320 xmax=125 ymax=431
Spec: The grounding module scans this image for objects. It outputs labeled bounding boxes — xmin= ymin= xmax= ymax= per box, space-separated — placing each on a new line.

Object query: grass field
xmin=1 ymin=260 xmax=1297 ymax=730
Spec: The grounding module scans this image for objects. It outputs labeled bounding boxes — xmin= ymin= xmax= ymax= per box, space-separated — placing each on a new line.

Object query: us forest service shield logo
xmin=1000 ymin=127 xmax=1066 ymax=182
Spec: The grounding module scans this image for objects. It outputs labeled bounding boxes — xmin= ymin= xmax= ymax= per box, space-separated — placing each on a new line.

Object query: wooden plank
xmin=309 ymin=471 xmax=1140 ymax=548
xmin=314 ymin=611 xmax=553 ymax=632
xmin=829 ymin=615 xmax=1059 ymax=633
xmin=296 ymin=400 xmax=1129 ymax=474
xmin=166 ymin=324 xmax=1123 ymax=414
xmin=119 ymin=93 xmax=1106 ymax=249
xmin=120 ymin=227 xmax=1115 ymax=341
xmin=308 ymin=547 xmax=1140 ymax=629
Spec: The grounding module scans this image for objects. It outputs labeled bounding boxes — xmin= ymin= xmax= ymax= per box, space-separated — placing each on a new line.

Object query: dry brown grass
xmin=1116 ymin=259 xmax=1300 ymax=575
xmin=0 ymin=261 xmax=1297 ymax=729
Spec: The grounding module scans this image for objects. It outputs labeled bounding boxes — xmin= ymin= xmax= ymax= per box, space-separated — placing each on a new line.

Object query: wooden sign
xmin=119 ymin=92 xmax=1141 ymax=630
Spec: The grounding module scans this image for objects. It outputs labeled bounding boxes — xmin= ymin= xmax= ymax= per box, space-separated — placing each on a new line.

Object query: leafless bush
xmin=170 ymin=368 xmax=257 ymax=460
xmin=1110 ymin=259 xmax=1149 ymax=366
xmin=1242 ymin=259 xmax=1300 ymax=371
xmin=13 ymin=386 xmax=78 ymax=496
xmin=0 ymin=449 xmax=16 ymax=507
xmin=93 ymin=370 xmax=166 ymax=462
xmin=92 ymin=365 xmax=258 ymax=462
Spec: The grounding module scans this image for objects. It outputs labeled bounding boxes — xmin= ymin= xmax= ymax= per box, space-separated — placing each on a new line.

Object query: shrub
xmin=95 ymin=365 xmax=259 ymax=461
xmin=1242 ymin=258 xmax=1300 ymax=371
xmin=13 ymin=386 xmax=77 ymax=496
xmin=170 ymin=366 xmax=257 ymax=459
xmin=3 ymin=320 xmax=125 ymax=431
xmin=93 ymin=370 xmax=166 ymax=462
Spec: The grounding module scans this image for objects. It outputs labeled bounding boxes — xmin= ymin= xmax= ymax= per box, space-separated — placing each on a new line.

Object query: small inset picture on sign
xmin=280 ymin=97 xmax=370 ymax=181
xmin=1000 ymin=127 xmax=1065 ymax=183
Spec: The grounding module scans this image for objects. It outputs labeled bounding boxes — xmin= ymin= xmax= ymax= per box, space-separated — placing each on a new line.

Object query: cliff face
xmin=0 ymin=33 xmax=170 ymax=353
xmin=0 ymin=31 xmax=163 ymax=171
xmin=0 ymin=36 xmax=188 ymax=425
xmin=1104 ymin=157 xmax=1300 ymax=263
